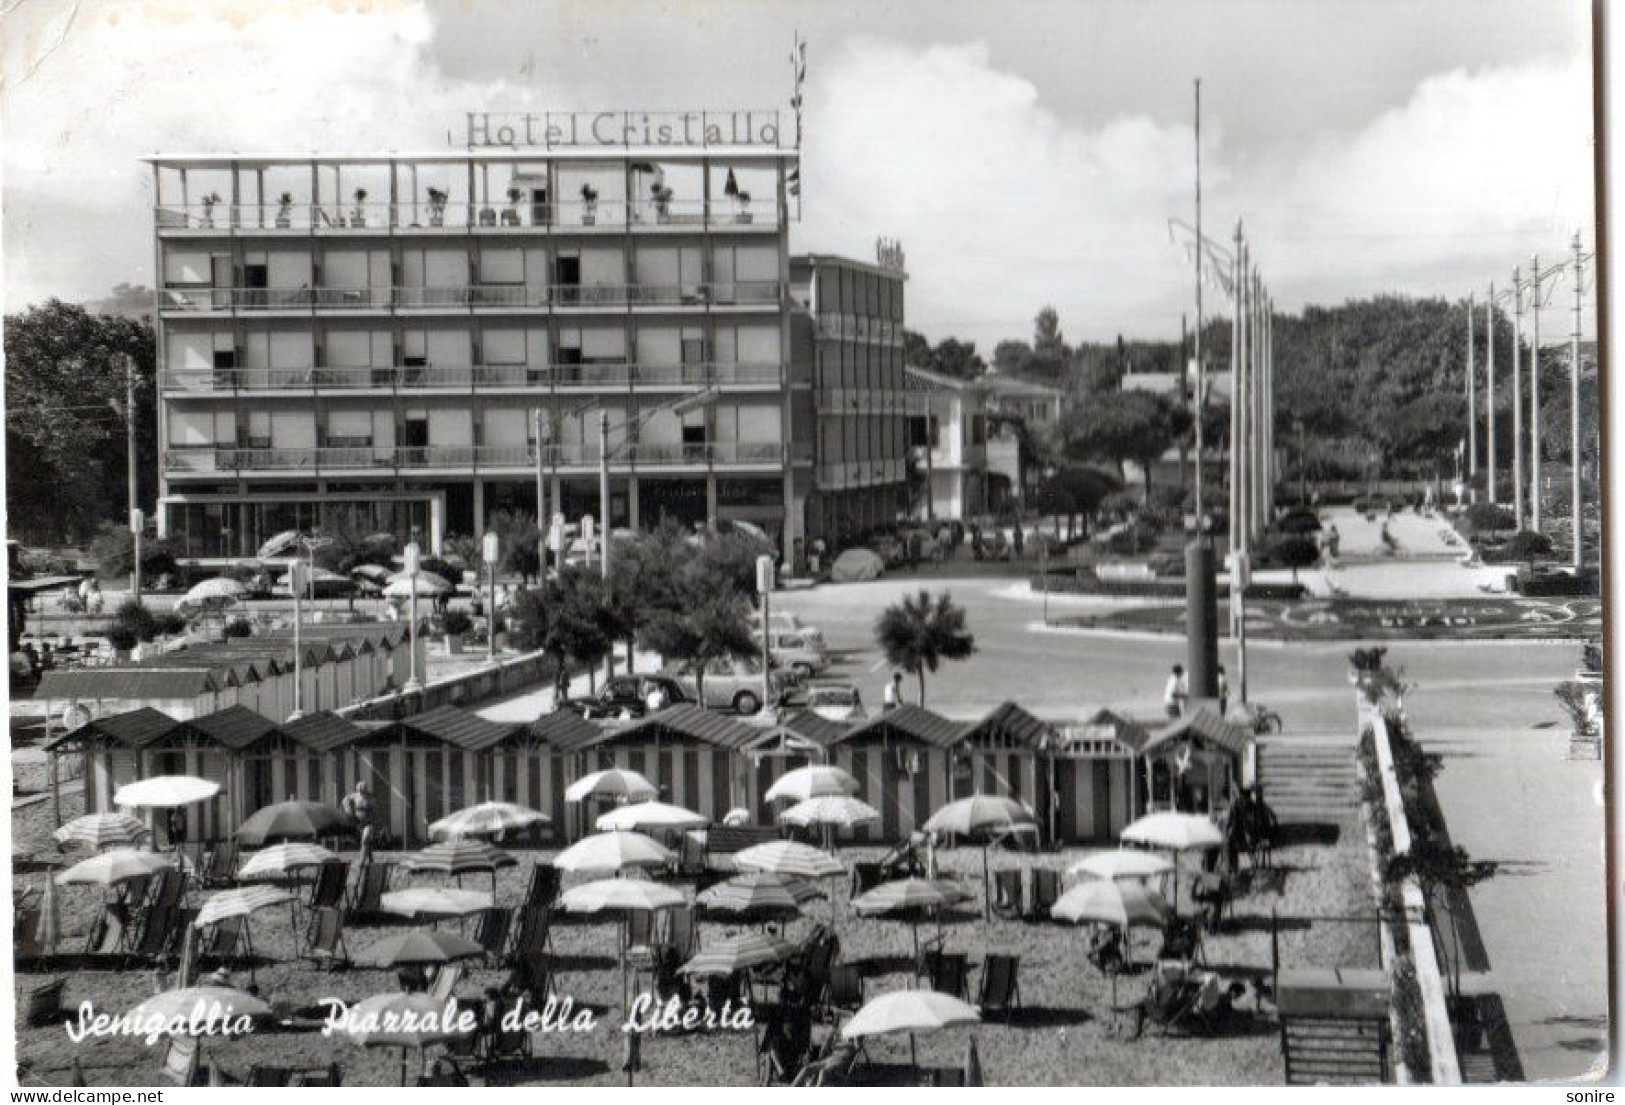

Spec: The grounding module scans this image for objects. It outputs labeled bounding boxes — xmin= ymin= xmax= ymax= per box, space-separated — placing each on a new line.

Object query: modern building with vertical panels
xmin=147 ymin=136 xmax=813 ymax=559
xmin=789 ymin=253 xmax=910 ymax=549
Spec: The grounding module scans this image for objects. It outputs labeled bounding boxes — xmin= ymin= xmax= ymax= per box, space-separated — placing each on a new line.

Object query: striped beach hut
xmin=37 ymin=668 xmax=230 ymax=725
xmin=344 ymin=705 xmax=522 ymax=846
xmin=742 ymin=710 xmax=850 ymax=823
xmin=480 ymin=709 xmax=599 ymax=843
xmin=569 ymin=704 xmax=758 ymax=828
xmin=826 ymin=706 xmax=967 ymax=843
xmin=43 ymin=707 xmax=197 ymax=824
xmin=1047 ymin=708 xmax=1147 ymax=842
xmin=955 ymin=702 xmax=1055 ymax=841
xmin=1140 ymin=707 xmax=1251 ymax=817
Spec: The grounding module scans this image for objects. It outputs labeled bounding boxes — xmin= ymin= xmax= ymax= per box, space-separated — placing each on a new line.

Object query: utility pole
xmin=1229 ymin=220 xmax=1244 ymax=578
xmin=1511 ymin=266 xmax=1525 ymax=529
xmin=1571 ymin=231 xmax=1589 ymax=569
xmin=533 ymin=407 xmax=549 ymax=546
xmin=1193 ymin=78 xmax=1205 ymax=529
xmin=1237 ymin=243 xmax=1252 ymax=563
xmin=598 ymin=410 xmax=612 ymax=580
xmin=126 ymin=355 xmax=140 ymax=600
xmin=1486 ymin=283 xmax=1497 ymax=504
xmin=1530 ymin=255 xmax=1543 ymax=531
xmin=1466 ymin=292 xmax=1476 ymax=502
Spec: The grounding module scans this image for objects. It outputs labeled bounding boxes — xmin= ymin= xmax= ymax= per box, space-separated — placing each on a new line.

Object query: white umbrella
xmin=553 ymin=831 xmax=674 ymax=874
xmin=53 ymin=812 xmax=151 ymax=850
xmin=350 ymin=564 xmax=392 ymax=581
xmin=924 ymin=795 xmax=1038 ymax=917
xmin=595 ymin=800 xmax=709 ymax=832
xmin=384 ymin=571 xmax=452 ymax=597
xmin=429 ymin=801 xmax=549 ymax=840
xmin=765 ymin=765 xmax=860 ymax=804
xmin=732 ymin=840 xmax=845 ymax=881
xmin=238 ymin=842 xmax=337 ymax=880
xmin=114 ymin=775 xmax=221 ymax=809
xmin=257 ymin=530 xmax=302 ymax=559
xmin=560 ymin=877 xmax=685 ymax=915
xmin=1069 ymin=849 xmax=1175 ymax=882
xmin=129 ymin=987 xmax=271 ymax=1028
xmin=842 ymin=990 xmax=980 ymax=1068
xmin=381 ymin=887 xmax=494 ymax=920
xmin=1051 ymin=880 xmax=1170 ymax=928
xmin=183 ymin=577 xmax=247 ymax=604
xmin=1120 ymin=812 xmax=1224 ymax=910
xmin=778 ymin=795 xmax=880 ymax=830
xmin=57 ymin=849 xmax=174 ymax=887
xmin=564 ymin=768 xmax=658 ymax=803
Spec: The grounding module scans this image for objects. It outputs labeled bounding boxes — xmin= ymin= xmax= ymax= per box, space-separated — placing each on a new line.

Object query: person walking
xmin=644 ymin=679 xmax=668 ymax=715
xmin=1012 ymin=524 xmax=1025 ymax=560
xmin=341 ymin=779 xmax=375 ymax=855
xmin=883 ymin=672 xmax=903 ymax=712
xmin=1164 ymin=664 xmax=1188 ymax=719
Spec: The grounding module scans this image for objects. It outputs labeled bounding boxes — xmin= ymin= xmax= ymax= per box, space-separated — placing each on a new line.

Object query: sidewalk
xmin=475 ymin=644 xmax=661 ymax=723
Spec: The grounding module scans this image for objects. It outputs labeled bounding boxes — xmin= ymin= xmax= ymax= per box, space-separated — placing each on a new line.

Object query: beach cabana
xmin=955 ymin=702 xmax=1055 ymax=843
xmin=568 ymin=705 xmax=759 ymax=829
xmin=43 ymin=708 xmax=199 ymax=828
xmin=742 ymin=709 xmax=851 ymax=822
xmin=824 ymin=706 xmax=966 ymax=843
xmin=1139 ymin=707 xmax=1251 ymax=817
xmin=1045 ymin=709 xmax=1145 ymax=843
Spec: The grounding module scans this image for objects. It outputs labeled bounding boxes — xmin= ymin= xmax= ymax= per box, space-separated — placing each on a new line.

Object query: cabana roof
xmin=281 ymin=710 xmax=369 ymax=753
xmin=188 ymin=704 xmax=281 ymax=750
xmin=527 ymin=709 xmax=605 ymax=752
xmin=771 ymin=709 xmax=852 ymax=748
xmin=36 ymin=668 xmax=219 ymax=701
xmin=43 ymin=706 xmax=192 ymax=751
xmin=833 ymin=704 xmax=968 ymax=748
xmin=592 ymin=703 xmax=760 ymax=751
xmin=368 ymin=704 xmax=522 ymax=751
xmin=962 ymin=702 xmax=1055 ymax=750
xmin=1142 ymin=706 xmax=1250 ymax=757
xmin=1061 ymin=708 xmax=1153 ymax=753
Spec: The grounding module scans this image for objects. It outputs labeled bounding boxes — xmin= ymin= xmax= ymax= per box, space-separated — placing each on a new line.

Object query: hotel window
xmin=247 ymin=411 xmax=272 ymax=449
xmin=476 ymin=248 xmax=524 ymax=305
xmin=326 ymin=409 xmax=374 ymax=448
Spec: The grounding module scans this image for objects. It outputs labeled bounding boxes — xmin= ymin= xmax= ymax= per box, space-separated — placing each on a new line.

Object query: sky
xmin=0 ymin=0 xmax=1598 ymax=348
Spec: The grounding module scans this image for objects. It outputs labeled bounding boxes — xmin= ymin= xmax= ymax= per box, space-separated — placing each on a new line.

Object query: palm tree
xmin=875 ymin=590 xmax=977 ymax=707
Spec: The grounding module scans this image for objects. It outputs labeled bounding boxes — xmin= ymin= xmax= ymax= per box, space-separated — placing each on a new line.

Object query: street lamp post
xmin=288 ymin=560 xmax=307 ymax=721
xmin=129 ymin=508 xmax=144 ymax=609
xmin=404 ymin=541 xmax=423 ymax=694
xmin=483 ymin=531 xmax=500 ymax=663
xmin=598 ymin=410 xmax=612 ymax=580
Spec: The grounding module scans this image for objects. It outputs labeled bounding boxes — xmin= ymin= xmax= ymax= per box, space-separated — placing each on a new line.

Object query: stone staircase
xmin=1257 ymin=738 xmax=1362 ymax=825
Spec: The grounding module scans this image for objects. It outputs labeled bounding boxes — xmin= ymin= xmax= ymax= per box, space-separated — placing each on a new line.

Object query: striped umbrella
xmin=594 ymin=800 xmax=709 ymax=832
xmin=114 ymin=775 xmax=221 ymax=809
xmin=53 ymin=813 xmax=151 ymax=851
xmin=361 ymin=928 xmax=484 ymax=968
xmin=400 ymin=838 xmax=517 ymax=896
xmin=429 ymin=801 xmax=549 ymax=840
xmin=554 ymin=831 xmax=673 ymax=874
xmin=678 ymin=932 xmax=795 ymax=977
xmin=56 ymin=848 xmax=174 ymax=887
xmin=238 ymin=842 xmax=336 ymax=880
xmin=235 ymin=801 xmax=352 ymax=846
xmin=852 ymin=878 xmax=974 ymax=959
xmin=194 ymin=885 xmax=295 ymax=929
xmin=764 ymin=765 xmax=859 ymax=803
xmin=732 ymin=840 xmax=845 ymax=881
xmin=129 ymin=987 xmax=271 ymax=1028
xmin=924 ymin=795 xmax=1038 ymax=917
xmin=35 ymin=875 xmax=61 ymax=957
xmin=564 ymin=768 xmax=658 ymax=803
xmin=778 ymin=796 xmax=880 ymax=830
xmin=697 ymin=873 xmax=824 ymax=922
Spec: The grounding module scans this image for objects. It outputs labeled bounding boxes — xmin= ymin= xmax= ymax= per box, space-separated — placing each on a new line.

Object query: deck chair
xmin=976 ymin=953 xmax=1021 ymax=1021
xmin=150 ymin=867 xmax=189 ymax=912
xmin=919 ymin=950 xmax=969 ymax=998
xmin=1156 ymin=916 xmax=1205 ymax=967
xmin=161 ymin=1036 xmax=204 ymax=1086
xmin=429 ymin=964 xmax=464 ymax=1004
xmin=474 ymin=908 xmax=512 ymax=965
xmin=501 ymin=950 xmax=553 ymax=1007
xmin=525 ymin=863 xmax=560 ymax=909
xmin=624 ymin=910 xmax=656 ymax=970
xmin=200 ymin=915 xmax=246 ymax=962
xmin=15 ymin=906 xmax=44 ymax=966
xmin=309 ymin=861 xmax=350 ymax=910
xmin=245 ymin=1066 xmax=293 ymax=1086
xmin=200 ymin=842 xmax=239 ymax=888
xmin=1031 ymin=869 xmax=1061 ymax=916
xmin=821 ymin=963 xmax=864 ymax=1022
xmin=665 ymin=906 xmax=697 ymax=961
xmin=23 ymin=979 xmax=67 ymax=1027
xmin=128 ymin=905 xmax=181 ymax=965
xmin=303 ymin=907 xmax=348 ymax=969
xmin=86 ymin=905 xmax=128 ymax=956
xmin=790 ymin=1041 xmax=860 ymax=1086
xmin=348 ymin=861 xmax=393 ymax=919
xmin=849 ymin=862 xmax=884 ymax=897
xmin=991 ymin=870 xmax=1023 ymax=920
xmin=293 ymin=1064 xmax=342 ymax=1087
xmin=119 ymin=875 xmax=154 ymax=911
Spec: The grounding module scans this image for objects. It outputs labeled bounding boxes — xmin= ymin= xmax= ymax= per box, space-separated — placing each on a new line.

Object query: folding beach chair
xmin=474 ymin=908 xmax=512 ymax=965
xmin=976 ymin=953 xmax=1022 ymax=1021
xmin=509 ymin=904 xmax=554 ymax=964
xmin=200 ymin=915 xmax=246 ymax=963
xmin=161 ymin=1036 xmax=204 ymax=1086
xmin=15 ymin=907 xmax=44 ymax=966
xmin=128 ymin=905 xmax=182 ymax=965
xmin=501 ymin=950 xmax=553 ymax=1008
xmin=919 ymin=950 xmax=969 ymax=999
xmin=200 ymin=843 xmax=239 ymax=889
xmin=303 ymin=906 xmax=348 ymax=970
xmin=849 ymin=862 xmax=884 ymax=898
xmin=85 ymin=905 xmax=128 ymax=957
xmin=347 ymin=861 xmax=393 ymax=920
xmin=821 ymin=963 xmax=864 ymax=1023
xmin=525 ymin=863 xmax=560 ymax=909
xmin=22 ymin=979 xmax=67 ymax=1028
xmin=1030 ymin=869 xmax=1061 ymax=918
xmin=991 ymin=869 xmax=1023 ymax=920
xmin=150 ymin=867 xmax=189 ymax=912
xmin=429 ymin=964 xmax=464 ymax=1004
xmin=309 ymin=860 xmax=350 ymax=911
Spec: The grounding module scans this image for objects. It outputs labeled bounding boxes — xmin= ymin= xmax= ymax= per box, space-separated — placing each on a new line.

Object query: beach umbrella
xmin=1069 ymin=849 xmax=1174 ymax=883
xmin=184 ymin=577 xmax=247 ymax=604
xmin=238 ymin=842 xmax=337 ymax=881
xmin=429 ymin=801 xmax=549 ymax=841
xmin=564 ymin=768 xmax=657 ymax=804
xmin=595 ymin=800 xmax=709 ymax=832
xmin=924 ymin=795 xmax=1038 ymax=917
xmin=561 ymin=877 xmax=685 ymax=915
xmin=257 ymin=530 xmax=302 ymax=559
xmin=678 ymin=932 xmax=795 ymax=977
xmin=195 ymin=885 xmax=295 ymax=929
xmin=235 ymin=801 xmax=352 ymax=846
xmin=341 ymin=991 xmax=475 ymax=1085
xmin=400 ymin=839 xmax=517 ymax=896
xmin=56 ymin=848 xmax=174 ymax=887
xmin=1120 ymin=812 xmax=1223 ymax=909
xmin=1051 ymin=880 xmax=1170 ymax=928
xmin=129 ymin=986 xmax=271 ymax=1028
xmin=553 ymin=831 xmax=673 ymax=874
xmin=842 ymin=990 xmax=980 ymax=1069
xmin=732 ymin=840 xmax=845 ymax=881
xmin=852 ymin=878 xmax=974 ymax=959
xmin=361 ymin=928 xmax=484 ymax=969
xmin=380 ymin=887 xmax=493 ymax=921
xmin=697 ymin=873 xmax=823 ymax=922
xmin=384 ymin=572 xmax=452 ymax=597
xmin=764 ymin=765 xmax=859 ymax=804
xmin=350 ymin=563 xmax=391 ymax=581
xmin=778 ymin=795 xmax=879 ymax=832
xmin=53 ymin=812 xmax=151 ymax=851
xmin=114 ymin=775 xmax=221 ymax=809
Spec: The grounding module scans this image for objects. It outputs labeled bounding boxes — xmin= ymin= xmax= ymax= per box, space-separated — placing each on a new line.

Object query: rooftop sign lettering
xmin=467 ymin=111 xmax=782 ymax=150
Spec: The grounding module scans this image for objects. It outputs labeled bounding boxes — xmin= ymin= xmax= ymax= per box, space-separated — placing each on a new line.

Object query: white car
xmin=662 ymin=656 xmax=781 ymax=715
xmin=750 ymin=610 xmax=826 ymax=650
xmin=764 ymin=630 xmax=829 ymax=678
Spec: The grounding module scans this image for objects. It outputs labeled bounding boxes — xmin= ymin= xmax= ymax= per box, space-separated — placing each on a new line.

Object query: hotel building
xmin=149 ymin=128 xmax=882 ymax=561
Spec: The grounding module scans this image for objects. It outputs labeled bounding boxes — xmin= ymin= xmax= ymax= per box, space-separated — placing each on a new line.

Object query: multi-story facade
xmin=790 ymin=254 xmax=909 ymax=547
xmin=905 ymin=367 xmax=989 ymax=521
xmin=980 ymin=371 xmax=1064 ymax=508
xmin=149 ymin=139 xmax=811 ymax=559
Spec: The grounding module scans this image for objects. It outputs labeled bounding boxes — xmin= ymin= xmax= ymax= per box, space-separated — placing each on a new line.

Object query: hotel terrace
xmin=148 ymin=130 xmax=908 ymax=561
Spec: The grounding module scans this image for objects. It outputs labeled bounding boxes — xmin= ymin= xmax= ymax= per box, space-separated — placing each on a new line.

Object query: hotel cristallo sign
xmin=467 ymin=111 xmax=782 ymax=150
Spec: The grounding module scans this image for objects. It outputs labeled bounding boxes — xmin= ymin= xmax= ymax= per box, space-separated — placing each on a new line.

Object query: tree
xmin=1062 ymin=390 xmax=1188 ymax=496
xmin=1501 ymin=530 xmax=1553 ymax=566
xmin=5 ymin=301 xmax=158 ymax=543
xmin=1269 ymin=534 xmax=1321 ymax=583
xmin=509 ymin=566 xmax=616 ymax=694
xmin=604 ymin=518 xmax=689 ymax=674
xmin=640 ymin=587 xmax=758 ymax=708
xmin=874 ymin=590 xmax=976 ymax=706
xmin=1034 ymin=306 xmax=1068 ymax=358
xmin=87 ymin=521 xmax=181 ymax=584
xmin=487 ymin=508 xmax=542 ymax=584
xmin=904 ymin=330 xmax=987 ymax=381
xmin=903 ymin=329 xmax=934 ymax=369
xmin=992 ymin=340 xmax=1031 ymax=376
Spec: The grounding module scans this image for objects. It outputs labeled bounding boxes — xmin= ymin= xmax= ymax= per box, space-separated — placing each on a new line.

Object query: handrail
xmin=159 ymin=362 xmax=781 ymax=392
xmin=154 ymin=196 xmax=783 ymax=232
xmin=157 ymin=281 xmax=783 ymax=311
xmin=164 ymin=441 xmax=788 ymax=473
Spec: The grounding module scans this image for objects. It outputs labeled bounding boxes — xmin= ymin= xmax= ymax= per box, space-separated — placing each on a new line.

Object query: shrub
xmin=1498 ymin=530 xmax=1553 ymax=563
xmin=113 ymin=599 xmax=160 ymax=642
xmin=156 ymin=613 xmax=188 ymax=636
xmin=223 ymin=617 xmax=253 ymax=639
xmin=1277 ymin=508 xmax=1322 ymax=535
xmin=103 ymin=624 xmax=139 ymax=651
xmin=1464 ymin=502 xmax=1515 ymax=533
xmin=442 ymin=609 xmax=473 ymax=636
xmin=420 ymin=557 xmax=461 ymax=584
xmin=1105 ymin=527 xmax=1155 ymax=556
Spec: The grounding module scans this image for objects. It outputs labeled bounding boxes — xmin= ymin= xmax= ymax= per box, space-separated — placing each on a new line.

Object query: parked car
xmin=564 ymin=674 xmax=691 ymax=720
xmin=748 ymin=610 xmax=826 ymax=650
xmin=763 ymin=630 xmax=828 ymax=678
xmin=796 ymin=680 xmax=866 ymax=722
xmin=662 ymin=656 xmax=781 ymax=715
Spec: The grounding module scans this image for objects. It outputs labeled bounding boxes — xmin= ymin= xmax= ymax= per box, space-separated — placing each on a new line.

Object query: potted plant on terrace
xmin=200 ymin=192 xmax=223 ymax=228
xmin=579 ymin=182 xmax=599 ymax=226
xmin=650 ymin=179 xmax=675 ymax=222
xmin=503 ymin=186 xmax=523 ymax=227
xmin=441 ymin=608 xmax=472 ymax=654
xmin=351 ymin=187 xmax=368 ymax=228
xmin=426 ymin=187 xmax=449 ymax=227
xmin=275 ymin=192 xmax=294 ymax=229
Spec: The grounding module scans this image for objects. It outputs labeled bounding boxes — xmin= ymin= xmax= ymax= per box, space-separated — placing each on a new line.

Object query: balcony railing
xmin=165 ymin=440 xmax=787 ymax=473
xmin=160 ymin=361 xmax=783 ymax=393
xmin=158 ymin=282 xmax=782 ymax=313
xmin=154 ymin=197 xmax=784 ymax=233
